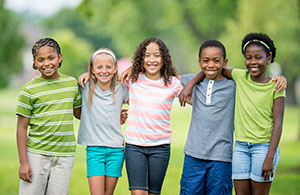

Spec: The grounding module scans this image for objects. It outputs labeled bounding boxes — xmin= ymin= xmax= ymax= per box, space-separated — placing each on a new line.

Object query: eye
xmin=202 ymin=59 xmax=208 ymax=63
xmin=97 ymin=65 xmax=103 ymax=69
xmin=37 ymin=58 xmax=44 ymax=62
xmin=214 ymin=59 xmax=220 ymax=63
xmin=48 ymin=56 xmax=55 ymax=60
xmin=255 ymin=56 xmax=262 ymax=60
xmin=245 ymin=56 xmax=251 ymax=61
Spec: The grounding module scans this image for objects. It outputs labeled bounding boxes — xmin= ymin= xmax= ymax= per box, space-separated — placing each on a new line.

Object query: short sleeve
xmin=173 ymin=77 xmax=183 ymax=97
xmin=180 ymin=74 xmax=197 ymax=87
xmin=274 ymin=90 xmax=286 ymax=99
xmin=16 ymin=86 xmax=32 ymax=118
xmin=232 ymin=68 xmax=246 ymax=82
xmin=73 ymin=85 xmax=82 ymax=108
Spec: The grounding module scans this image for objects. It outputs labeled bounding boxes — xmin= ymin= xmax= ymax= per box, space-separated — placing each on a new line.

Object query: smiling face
xmin=33 ymin=46 xmax=62 ymax=80
xmin=92 ymin=53 xmax=117 ymax=89
xmin=244 ymin=44 xmax=271 ymax=80
xmin=143 ymin=42 xmax=162 ymax=80
xmin=199 ymin=46 xmax=227 ymax=80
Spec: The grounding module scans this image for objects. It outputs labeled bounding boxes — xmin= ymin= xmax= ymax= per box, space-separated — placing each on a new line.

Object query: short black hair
xmin=199 ymin=40 xmax=226 ymax=60
xmin=242 ymin=33 xmax=276 ymax=63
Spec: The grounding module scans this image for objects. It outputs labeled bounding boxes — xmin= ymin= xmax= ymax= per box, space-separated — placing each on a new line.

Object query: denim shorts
xmin=232 ymin=141 xmax=280 ymax=182
xmin=86 ymin=146 xmax=124 ymax=178
xmin=125 ymin=143 xmax=170 ymax=194
xmin=180 ymin=155 xmax=232 ymax=195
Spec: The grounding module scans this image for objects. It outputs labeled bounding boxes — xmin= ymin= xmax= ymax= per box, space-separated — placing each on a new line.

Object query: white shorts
xmin=19 ymin=152 xmax=74 ymax=195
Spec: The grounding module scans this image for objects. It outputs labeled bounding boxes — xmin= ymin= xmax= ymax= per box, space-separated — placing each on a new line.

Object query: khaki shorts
xmin=19 ymin=152 xmax=74 ymax=195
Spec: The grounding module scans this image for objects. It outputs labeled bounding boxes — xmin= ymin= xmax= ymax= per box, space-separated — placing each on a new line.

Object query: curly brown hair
xmin=131 ymin=37 xmax=177 ymax=86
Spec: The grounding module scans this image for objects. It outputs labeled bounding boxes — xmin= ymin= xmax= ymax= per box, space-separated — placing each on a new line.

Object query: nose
xmin=207 ymin=61 xmax=215 ymax=68
xmin=100 ymin=67 xmax=107 ymax=72
xmin=44 ymin=59 xmax=51 ymax=66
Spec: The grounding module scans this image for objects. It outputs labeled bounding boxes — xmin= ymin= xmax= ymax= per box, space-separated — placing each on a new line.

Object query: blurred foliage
xmin=0 ymin=0 xmax=25 ymax=88
xmin=77 ymin=0 xmax=238 ymax=73
xmin=42 ymin=8 xmax=116 ymax=52
xmin=51 ymin=29 xmax=93 ymax=78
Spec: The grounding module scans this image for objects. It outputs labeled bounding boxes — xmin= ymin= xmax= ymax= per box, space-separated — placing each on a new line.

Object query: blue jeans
xmin=125 ymin=143 xmax=170 ymax=194
xmin=180 ymin=155 xmax=232 ymax=195
xmin=232 ymin=141 xmax=280 ymax=182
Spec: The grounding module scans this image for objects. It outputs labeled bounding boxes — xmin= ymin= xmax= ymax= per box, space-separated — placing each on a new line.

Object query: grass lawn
xmin=0 ymin=88 xmax=299 ymax=195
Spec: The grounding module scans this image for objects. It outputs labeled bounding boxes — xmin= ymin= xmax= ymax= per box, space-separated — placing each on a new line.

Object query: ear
xmin=223 ymin=59 xmax=228 ymax=68
xmin=114 ymin=65 xmax=118 ymax=74
xmin=198 ymin=59 xmax=201 ymax=65
xmin=267 ymin=55 xmax=272 ymax=65
xmin=58 ymin=54 xmax=62 ymax=63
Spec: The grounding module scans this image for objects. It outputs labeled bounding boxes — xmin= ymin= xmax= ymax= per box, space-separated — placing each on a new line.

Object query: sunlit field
xmin=0 ymin=88 xmax=299 ymax=195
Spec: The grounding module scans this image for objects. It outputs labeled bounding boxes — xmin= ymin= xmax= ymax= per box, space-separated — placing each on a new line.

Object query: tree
xmin=76 ymin=0 xmax=238 ymax=73
xmin=50 ymin=29 xmax=93 ymax=78
xmin=0 ymin=0 xmax=25 ymax=88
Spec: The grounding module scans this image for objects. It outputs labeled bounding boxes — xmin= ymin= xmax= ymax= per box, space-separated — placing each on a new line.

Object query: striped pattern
xmin=125 ymin=73 xmax=182 ymax=146
xmin=16 ymin=73 xmax=82 ymax=157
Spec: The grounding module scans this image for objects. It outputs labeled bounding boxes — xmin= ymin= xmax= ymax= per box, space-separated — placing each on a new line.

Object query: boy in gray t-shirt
xmin=179 ymin=40 xmax=235 ymax=195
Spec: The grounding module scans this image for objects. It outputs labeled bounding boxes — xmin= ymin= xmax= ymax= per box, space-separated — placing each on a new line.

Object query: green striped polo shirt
xmin=16 ymin=73 xmax=82 ymax=156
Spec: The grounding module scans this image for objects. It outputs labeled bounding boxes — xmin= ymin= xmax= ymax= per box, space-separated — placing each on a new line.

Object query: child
xmin=79 ymin=37 xmax=182 ymax=195
xmin=180 ymin=40 xmax=235 ymax=195
xmin=180 ymin=33 xmax=286 ymax=195
xmin=229 ymin=33 xmax=285 ymax=195
xmin=77 ymin=48 xmax=129 ymax=195
xmin=16 ymin=38 xmax=82 ymax=194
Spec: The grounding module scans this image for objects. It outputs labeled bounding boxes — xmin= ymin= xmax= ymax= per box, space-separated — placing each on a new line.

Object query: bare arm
xmin=120 ymin=66 xmax=133 ymax=85
xmin=221 ymin=68 xmax=233 ymax=79
xmin=178 ymin=71 xmax=205 ymax=107
xmin=272 ymin=76 xmax=287 ymax=92
xmin=73 ymin=107 xmax=81 ymax=120
xmin=261 ymin=97 xmax=285 ymax=181
xmin=17 ymin=115 xmax=32 ymax=182
xmin=78 ymin=72 xmax=89 ymax=88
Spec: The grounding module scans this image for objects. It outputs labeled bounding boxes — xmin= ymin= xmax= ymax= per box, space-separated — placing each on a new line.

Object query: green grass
xmin=0 ymin=88 xmax=299 ymax=195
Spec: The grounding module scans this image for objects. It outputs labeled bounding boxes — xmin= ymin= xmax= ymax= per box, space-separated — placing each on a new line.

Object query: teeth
xmin=250 ymin=67 xmax=259 ymax=71
xmin=207 ymin=71 xmax=216 ymax=74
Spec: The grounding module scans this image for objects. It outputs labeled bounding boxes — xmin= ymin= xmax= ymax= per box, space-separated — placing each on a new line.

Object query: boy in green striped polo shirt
xmin=16 ymin=38 xmax=82 ymax=195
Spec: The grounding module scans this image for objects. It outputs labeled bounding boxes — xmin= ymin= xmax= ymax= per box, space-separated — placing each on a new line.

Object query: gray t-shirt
xmin=181 ymin=74 xmax=235 ymax=162
xmin=77 ymin=82 xmax=129 ymax=148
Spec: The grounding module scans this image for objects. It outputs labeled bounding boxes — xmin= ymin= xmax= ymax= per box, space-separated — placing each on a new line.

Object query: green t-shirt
xmin=232 ymin=69 xmax=285 ymax=143
xmin=16 ymin=73 xmax=82 ymax=156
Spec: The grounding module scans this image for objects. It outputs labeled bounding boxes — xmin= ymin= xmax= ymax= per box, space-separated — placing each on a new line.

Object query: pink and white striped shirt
xmin=125 ymin=73 xmax=182 ymax=146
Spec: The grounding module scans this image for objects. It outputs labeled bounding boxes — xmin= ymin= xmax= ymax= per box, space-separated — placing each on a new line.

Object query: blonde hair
xmin=88 ymin=48 xmax=118 ymax=107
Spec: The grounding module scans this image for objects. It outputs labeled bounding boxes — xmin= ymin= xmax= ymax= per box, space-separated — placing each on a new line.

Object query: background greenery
xmin=0 ymin=88 xmax=299 ymax=195
xmin=1 ymin=0 xmax=299 ymax=194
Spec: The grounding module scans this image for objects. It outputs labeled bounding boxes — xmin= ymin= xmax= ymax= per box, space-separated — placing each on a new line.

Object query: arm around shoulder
xmin=222 ymin=68 xmax=233 ymax=80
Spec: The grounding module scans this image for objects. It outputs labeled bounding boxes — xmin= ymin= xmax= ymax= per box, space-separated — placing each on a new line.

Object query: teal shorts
xmin=86 ymin=146 xmax=124 ymax=178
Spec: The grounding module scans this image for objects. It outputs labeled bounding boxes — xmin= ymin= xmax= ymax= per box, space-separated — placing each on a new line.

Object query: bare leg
xmin=104 ymin=176 xmax=119 ymax=195
xmin=234 ymin=179 xmax=251 ymax=195
xmin=88 ymin=175 xmax=105 ymax=195
xmin=131 ymin=189 xmax=148 ymax=195
xmin=251 ymin=180 xmax=271 ymax=195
